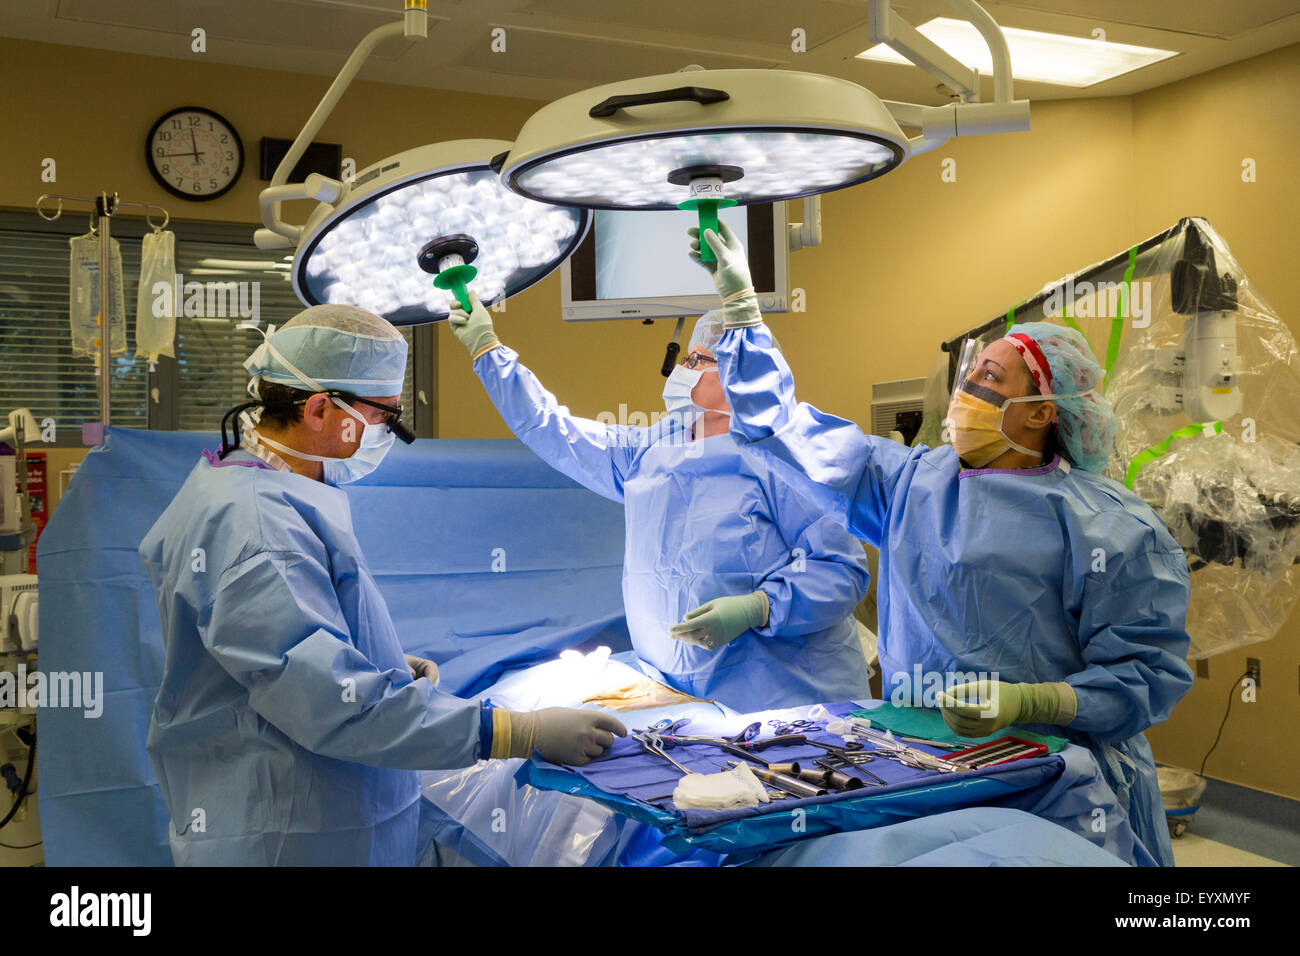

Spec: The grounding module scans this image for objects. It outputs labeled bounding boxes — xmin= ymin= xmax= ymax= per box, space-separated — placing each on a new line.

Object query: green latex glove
xmin=494 ymin=707 xmax=627 ymax=766
xmin=447 ymin=290 xmax=501 ymax=359
xmin=939 ymin=680 xmax=1078 ymax=737
xmin=669 ymin=592 xmax=770 ymax=651
xmin=687 ymin=222 xmax=762 ymax=329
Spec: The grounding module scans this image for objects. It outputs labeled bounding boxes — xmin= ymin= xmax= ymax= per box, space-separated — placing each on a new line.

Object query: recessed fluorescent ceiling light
xmin=857 ymin=17 xmax=1177 ymax=88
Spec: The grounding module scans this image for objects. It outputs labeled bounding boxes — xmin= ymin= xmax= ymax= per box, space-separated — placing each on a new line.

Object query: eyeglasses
xmin=323 ymin=390 xmax=416 ymax=444
xmin=681 ymin=352 xmax=718 ymax=370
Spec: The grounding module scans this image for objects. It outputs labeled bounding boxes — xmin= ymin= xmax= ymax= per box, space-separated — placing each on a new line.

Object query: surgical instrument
xmin=726 ymin=761 xmax=826 ymax=799
xmin=944 ymin=736 xmax=1048 ymax=770
xmin=893 ymin=734 xmax=969 ymax=751
xmin=632 ymin=731 xmax=696 ymax=777
xmin=831 ymin=719 xmax=966 ymax=772
xmin=767 ymin=718 xmax=821 ymax=736
xmin=773 ymin=762 xmax=865 ymax=792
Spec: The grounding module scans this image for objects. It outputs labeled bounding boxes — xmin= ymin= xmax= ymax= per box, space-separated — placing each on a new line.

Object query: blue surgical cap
xmin=690 ymin=309 xmax=781 ymax=354
xmin=244 ymin=304 xmax=407 ymax=395
xmin=1007 ymin=321 xmax=1118 ymax=474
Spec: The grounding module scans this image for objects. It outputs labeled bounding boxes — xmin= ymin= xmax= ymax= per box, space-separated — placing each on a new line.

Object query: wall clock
xmin=146 ymin=106 xmax=244 ymax=201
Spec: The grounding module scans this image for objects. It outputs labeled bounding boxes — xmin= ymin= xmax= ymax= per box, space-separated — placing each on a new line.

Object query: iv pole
xmin=36 ymin=192 xmax=170 ymax=425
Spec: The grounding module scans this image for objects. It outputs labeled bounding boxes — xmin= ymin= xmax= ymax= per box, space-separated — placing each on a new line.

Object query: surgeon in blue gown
xmin=691 ymin=223 xmax=1194 ymax=867
xmin=447 ymin=299 xmax=873 ymax=712
xmin=139 ymin=305 xmax=624 ymax=866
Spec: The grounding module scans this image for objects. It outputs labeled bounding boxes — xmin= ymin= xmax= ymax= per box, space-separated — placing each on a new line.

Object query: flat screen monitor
xmin=561 ymin=203 xmax=789 ymax=321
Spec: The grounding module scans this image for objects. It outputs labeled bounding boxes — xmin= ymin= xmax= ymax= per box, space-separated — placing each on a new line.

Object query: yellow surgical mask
xmin=945 ymin=384 xmax=1044 ymax=468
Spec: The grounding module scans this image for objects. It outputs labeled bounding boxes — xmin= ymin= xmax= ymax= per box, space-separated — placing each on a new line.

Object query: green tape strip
xmin=1005 ymin=300 xmax=1025 ymax=333
xmin=1061 ymin=302 xmax=1083 ymax=336
xmin=1104 ymin=245 xmax=1138 ymax=376
xmin=1124 ymin=420 xmax=1223 ymax=489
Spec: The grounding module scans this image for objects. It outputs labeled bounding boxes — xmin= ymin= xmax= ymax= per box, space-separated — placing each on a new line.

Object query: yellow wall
xmin=4 ymin=36 xmax=1297 ymax=797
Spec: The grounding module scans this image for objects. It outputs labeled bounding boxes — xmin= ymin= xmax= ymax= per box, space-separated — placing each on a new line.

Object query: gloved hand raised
xmin=447 ymin=290 xmax=502 ymax=359
xmin=669 ymin=592 xmax=770 ymax=651
xmin=688 ymin=222 xmax=762 ymax=329
xmin=496 ymin=707 xmax=627 ymax=766
xmin=938 ymin=680 xmax=1078 ymax=737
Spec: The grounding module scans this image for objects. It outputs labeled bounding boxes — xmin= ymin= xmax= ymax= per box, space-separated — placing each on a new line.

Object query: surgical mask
xmin=663 ymin=365 xmax=704 ymax=418
xmin=946 ymin=381 xmax=1098 ymax=468
xmin=662 ymin=364 xmax=728 ymax=420
xmin=253 ymin=402 xmax=395 ymax=485
xmin=944 ymin=385 xmax=1039 ymax=468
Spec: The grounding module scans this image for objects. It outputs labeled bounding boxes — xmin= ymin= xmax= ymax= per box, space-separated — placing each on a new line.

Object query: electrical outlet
xmin=1246 ymin=657 xmax=1261 ymax=688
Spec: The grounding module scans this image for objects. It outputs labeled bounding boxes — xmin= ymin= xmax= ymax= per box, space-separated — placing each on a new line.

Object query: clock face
xmin=147 ymin=107 xmax=244 ymax=201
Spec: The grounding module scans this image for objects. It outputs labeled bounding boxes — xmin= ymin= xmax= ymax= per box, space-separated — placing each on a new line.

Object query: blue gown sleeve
xmin=1065 ymin=510 xmax=1194 ymax=741
xmin=751 ymin=464 xmax=871 ymax=638
xmin=472 ymin=345 xmax=643 ymax=503
xmin=204 ymin=545 xmax=483 ymax=770
xmin=715 ymin=324 xmax=919 ymax=546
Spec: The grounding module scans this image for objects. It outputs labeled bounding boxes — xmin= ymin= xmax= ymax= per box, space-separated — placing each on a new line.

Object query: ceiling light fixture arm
xmin=868 ymin=0 xmax=1029 ymax=156
xmin=788 ymin=195 xmax=821 ymax=252
xmin=256 ymin=12 xmax=426 ymax=249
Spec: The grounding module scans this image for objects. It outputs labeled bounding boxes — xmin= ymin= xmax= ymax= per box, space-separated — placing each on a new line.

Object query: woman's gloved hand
xmin=939 ymin=680 xmax=1078 ymax=737
xmin=687 ymin=222 xmax=762 ymax=329
xmin=669 ymin=592 xmax=770 ymax=651
xmin=404 ymin=654 xmax=440 ymax=687
xmin=447 ymin=290 xmax=502 ymax=359
xmin=493 ymin=707 xmax=627 ymax=766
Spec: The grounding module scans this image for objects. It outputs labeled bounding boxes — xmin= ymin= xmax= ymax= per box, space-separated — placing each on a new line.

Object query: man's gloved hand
xmin=938 ymin=680 xmax=1078 ymax=737
xmin=687 ymin=222 xmax=762 ymax=329
xmin=447 ymin=290 xmax=502 ymax=359
xmin=669 ymin=592 xmax=770 ymax=651
xmin=494 ymin=707 xmax=627 ymax=766
xmin=404 ymin=654 xmax=440 ymax=687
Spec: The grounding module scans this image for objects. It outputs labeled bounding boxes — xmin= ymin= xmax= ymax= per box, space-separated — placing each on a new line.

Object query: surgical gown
xmin=472 ymin=346 xmax=873 ymax=711
xmin=714 ymin=324 xmax=1193 ymax=866
xmin=139 ymin=450 xmax=486 ymax=866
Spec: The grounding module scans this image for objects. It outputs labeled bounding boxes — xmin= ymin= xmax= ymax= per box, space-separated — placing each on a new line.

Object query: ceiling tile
xmin=450 ymin=27 xmax=780 ymax=82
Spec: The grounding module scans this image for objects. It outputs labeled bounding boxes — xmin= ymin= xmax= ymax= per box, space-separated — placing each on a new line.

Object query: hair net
xmin=1006 ymin=321 xmax=1118 ymax=473
xmin=243 ymin=304 xmax=407 ymax=395
xmin=689 ymin=310 xmax=781 ymax=355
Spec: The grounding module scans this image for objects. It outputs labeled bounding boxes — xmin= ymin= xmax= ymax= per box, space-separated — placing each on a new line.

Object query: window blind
xmin=0 ymin=216 xmax=414 ymax=439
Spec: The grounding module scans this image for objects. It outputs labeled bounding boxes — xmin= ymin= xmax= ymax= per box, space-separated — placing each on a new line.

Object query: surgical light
xmin=282 ymin=140 xmax=589 ymax=325
xmin=857 ymin=17 xmax=1177 ymax=88
xmin=500 ymin=1 xmax=1035 ymax=213
xmin=253 ymin=8 xmax=589 ymax=325
xmin=500 ymin=69 xmax=910 ymax=211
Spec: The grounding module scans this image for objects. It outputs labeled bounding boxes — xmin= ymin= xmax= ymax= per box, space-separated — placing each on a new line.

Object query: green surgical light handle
xmin=678 ymin=197 xmax=737 ymax=264
xmin=433 ymin=263 xmax=477 ymax=311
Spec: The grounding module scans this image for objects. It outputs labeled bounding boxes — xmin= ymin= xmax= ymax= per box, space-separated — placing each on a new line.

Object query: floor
xmin=1169 ymin=775 xmax=1300 ymax=867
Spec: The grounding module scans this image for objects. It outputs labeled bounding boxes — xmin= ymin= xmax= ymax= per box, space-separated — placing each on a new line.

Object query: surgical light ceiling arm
xmin=868 ymin=0 xmax=1029 ymax=156
xmin=788 ymin=196 xmax=822 ymax=252
xmin=255 ymin=6 xmax=427 ymax=251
